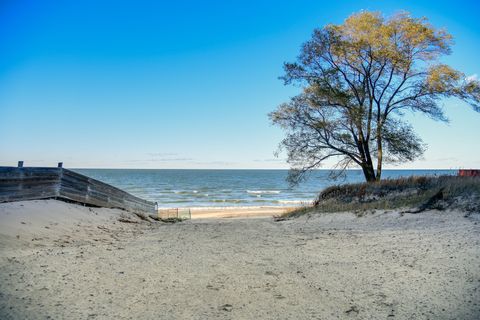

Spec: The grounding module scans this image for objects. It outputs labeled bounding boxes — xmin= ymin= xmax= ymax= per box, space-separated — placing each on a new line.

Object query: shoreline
xmin=189 ymin=206 xmax=299 ymax=219
xmin=158 ymin=205 xmax=307 ymax=210
xmin=158 ymin=205 xmax=301 ymax=219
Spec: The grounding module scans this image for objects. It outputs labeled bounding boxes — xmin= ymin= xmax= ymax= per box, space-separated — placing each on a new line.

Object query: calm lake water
xmin=72 ymin=169 xmax=455 ymax=208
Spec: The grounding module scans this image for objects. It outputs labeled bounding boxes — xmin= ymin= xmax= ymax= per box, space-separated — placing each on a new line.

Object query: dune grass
xmin=282 ymin=175 xmax=480 ymax=218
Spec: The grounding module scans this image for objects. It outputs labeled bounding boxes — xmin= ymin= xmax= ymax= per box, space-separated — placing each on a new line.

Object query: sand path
xmin=0 ymin=200 xmax=479 ymax=319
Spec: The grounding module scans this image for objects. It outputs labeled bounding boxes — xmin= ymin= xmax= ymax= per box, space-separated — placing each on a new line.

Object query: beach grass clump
xmin=283 ymin=175 xmax=480 ymax=218
xmin=275 ymin=206 xmax=312 ymax=220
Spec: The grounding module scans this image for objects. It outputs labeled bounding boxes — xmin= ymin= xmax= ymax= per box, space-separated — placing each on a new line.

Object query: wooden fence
xmin=0 ymin=166 xmax=157 ymax=214
xmin=158 ymin=208 xmax=192 ymax=219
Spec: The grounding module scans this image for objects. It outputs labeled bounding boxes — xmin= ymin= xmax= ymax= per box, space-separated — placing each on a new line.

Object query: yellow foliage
xmin=327 ymin=11 xmax=452 ymax=69
xmin=427 ymin=64 xmax=463 ymax=92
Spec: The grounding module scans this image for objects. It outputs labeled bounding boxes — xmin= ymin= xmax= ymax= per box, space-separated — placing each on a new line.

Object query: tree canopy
xmin=270 ymin=11 xmax=480 ymax=183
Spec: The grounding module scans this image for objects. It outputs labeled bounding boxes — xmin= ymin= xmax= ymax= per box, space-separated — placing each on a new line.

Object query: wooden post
xmin=17 ymin=161 xmax=24 ymax=168
xmin=57 ymin=162 xmax=63 ymax=168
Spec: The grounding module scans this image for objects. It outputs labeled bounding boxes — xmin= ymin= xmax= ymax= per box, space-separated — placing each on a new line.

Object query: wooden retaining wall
xmin=0 ymin=166 xmax=157 ymax=214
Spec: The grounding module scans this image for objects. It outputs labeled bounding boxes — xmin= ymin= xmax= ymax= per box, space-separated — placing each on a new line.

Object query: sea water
xmin=72 ymin=169 xmax=455 ymax=208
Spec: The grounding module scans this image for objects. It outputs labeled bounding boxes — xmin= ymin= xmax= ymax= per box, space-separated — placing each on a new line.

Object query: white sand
xmin=190 ymin=206 xmax=296 ymax=219
xmin=0 ymin=200 xmax=152 ymax=253
xmin=1 ymin=200 xmax=479 ymax=319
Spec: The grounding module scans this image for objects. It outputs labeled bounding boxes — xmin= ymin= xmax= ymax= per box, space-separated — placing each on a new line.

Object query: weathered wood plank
xmin=0 ymin=187 xmax=58 ymax=202
xmin=0 ymin=166 xmax=156 ymax=214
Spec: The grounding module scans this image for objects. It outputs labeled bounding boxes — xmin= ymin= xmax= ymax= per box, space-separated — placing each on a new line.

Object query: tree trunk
xmin=361 ymin=162 xmax=376 ymax=182
xmin=376 ymin=126 xmax=383 ymax=181
xmin=358 ymin=131 xmax=376 ymax=182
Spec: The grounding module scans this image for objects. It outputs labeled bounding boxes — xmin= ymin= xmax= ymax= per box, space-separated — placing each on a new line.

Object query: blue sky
xmin=0 ymin=0 xmax=479 ymax=169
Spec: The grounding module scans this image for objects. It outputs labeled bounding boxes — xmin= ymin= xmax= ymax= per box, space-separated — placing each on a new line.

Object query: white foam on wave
xmin=157 ymin=201 xmax=311 ymax=210
xmin=246 ymin=190 xmax=281 ymax=195
xmin=174 ymin=190 xmax=199 ymax=194
xmin=276 ymin=200 xmax=311 ymax=205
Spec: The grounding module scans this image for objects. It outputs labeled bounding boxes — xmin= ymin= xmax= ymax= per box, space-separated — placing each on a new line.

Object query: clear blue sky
xmin=1 ymin=0 xmax=479 ymax=169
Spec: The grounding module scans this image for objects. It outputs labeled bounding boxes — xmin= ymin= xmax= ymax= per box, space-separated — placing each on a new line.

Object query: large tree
xmin=270 ymin=11 xmax=480 ymax=183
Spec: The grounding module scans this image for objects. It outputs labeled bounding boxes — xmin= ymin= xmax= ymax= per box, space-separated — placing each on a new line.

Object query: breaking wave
xmin=246 ymin=190 xmax=281 ymax=195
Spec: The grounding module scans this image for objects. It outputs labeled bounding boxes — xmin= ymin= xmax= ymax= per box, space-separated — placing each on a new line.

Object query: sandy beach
xmin=0 ymin=199 xmax=479 ymax=319
xmin=2 ymin=2 xmax=480 ymax=319
xmin=190 ymin=206 xmax=296 ymax=219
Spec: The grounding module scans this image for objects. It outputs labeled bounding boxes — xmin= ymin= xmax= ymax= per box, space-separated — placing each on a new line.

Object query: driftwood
xmin=159 ymin=217 xmax=184 ymax=223
xmin=403 ymin=188 xmax=445 ymax=214
xmin=118 ymin=218 xmax=139 ymax=224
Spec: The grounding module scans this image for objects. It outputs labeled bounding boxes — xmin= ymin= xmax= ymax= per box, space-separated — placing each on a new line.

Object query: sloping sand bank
xmin=1 ymin=200 xmax=479 ymax=319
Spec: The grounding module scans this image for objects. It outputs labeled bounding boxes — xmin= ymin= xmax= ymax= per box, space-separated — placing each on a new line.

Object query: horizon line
xmin=0 ymin=165 xmax=463 ymax=171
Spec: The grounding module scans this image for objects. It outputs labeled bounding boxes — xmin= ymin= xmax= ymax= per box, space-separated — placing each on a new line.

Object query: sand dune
xmin=1 ymin=200 xmax=479 ymax=319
